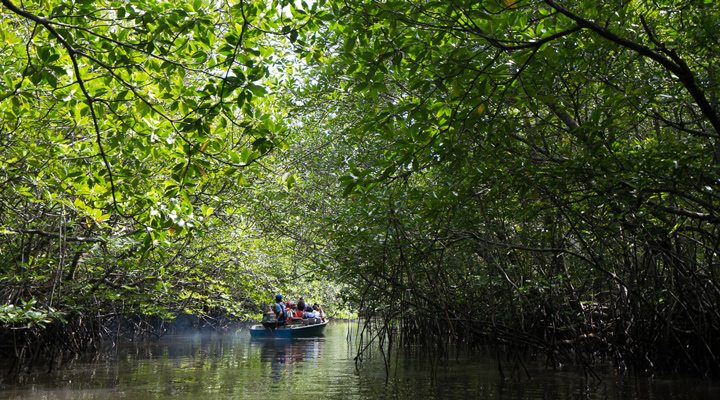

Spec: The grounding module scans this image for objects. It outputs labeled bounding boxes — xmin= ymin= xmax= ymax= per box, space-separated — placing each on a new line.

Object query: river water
xmin=1 ymin=321 xmax=718 ymax=399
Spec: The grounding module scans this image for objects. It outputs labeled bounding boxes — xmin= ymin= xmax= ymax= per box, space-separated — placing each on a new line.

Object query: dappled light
xmin=2 ymin=1 xmax=720 ymax=396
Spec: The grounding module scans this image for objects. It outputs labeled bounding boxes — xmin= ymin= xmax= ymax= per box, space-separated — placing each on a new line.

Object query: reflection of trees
xmin=5 ymin=327 xmax=720 ymax=399
xmin=119 ymin=333 xmax=257 ymax=396
xmin=257 ymin=339 xmax=325 ymax=386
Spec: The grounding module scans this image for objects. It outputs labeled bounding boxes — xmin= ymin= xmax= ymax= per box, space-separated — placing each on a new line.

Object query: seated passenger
xmin=273 ymin=294 xmax=287 ymax=326
xmin=302 ymin=305 xmax=316 ymax=319
xmin=285 ymin=301 xmax=298 ymax=324
xmin=312 ymin=303 xmax=326 ymax=322
xmin=297 ymin=297 xmax=306 ymax=313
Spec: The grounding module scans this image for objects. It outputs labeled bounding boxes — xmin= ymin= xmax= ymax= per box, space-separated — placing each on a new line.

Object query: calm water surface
xmin=1 ymin=321 xmax=718 ymax=399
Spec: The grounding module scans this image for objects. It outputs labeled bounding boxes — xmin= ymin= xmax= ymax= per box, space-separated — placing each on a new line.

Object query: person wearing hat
xmin=273 ymin=294 xmax=287 ymax=326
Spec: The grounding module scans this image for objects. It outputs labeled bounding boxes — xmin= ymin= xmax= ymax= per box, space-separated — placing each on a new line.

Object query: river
xmin=1 ymin=321 xmax=718 ymax=399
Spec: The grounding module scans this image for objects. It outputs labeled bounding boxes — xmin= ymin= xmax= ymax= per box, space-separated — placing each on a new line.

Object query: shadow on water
xmin=0 ymin=321 xmax=719 ymax=399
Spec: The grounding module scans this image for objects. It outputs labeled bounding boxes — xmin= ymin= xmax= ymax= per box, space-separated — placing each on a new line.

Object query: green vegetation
xmin=0 ymin=0 xmax=336 ymax=369
xmin=2 ymin=0 xmax=720 ymax=377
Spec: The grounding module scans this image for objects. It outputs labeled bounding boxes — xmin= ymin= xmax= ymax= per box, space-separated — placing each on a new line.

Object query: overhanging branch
xmin=5 ymin=228 xmax=106 ymax=243
xmin=544 ymin=0 xmax=720 ymax=139
xmin=1 ymin=0 xmax=127 ymax=217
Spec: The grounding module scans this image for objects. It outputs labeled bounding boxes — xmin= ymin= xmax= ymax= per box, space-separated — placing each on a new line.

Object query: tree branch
xmin=1 ymin=0 xmax=128 ymax=217
xmin=5 ymin=228 xmax=106 ymax=243
xmin=544 ymin=0 xmax=720 ymax=140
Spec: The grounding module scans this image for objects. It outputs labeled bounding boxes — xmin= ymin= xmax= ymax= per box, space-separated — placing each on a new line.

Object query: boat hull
xmin=250 ymin=320 xmax=328 ymax=338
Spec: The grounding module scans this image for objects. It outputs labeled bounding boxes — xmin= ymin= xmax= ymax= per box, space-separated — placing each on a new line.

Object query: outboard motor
xmin=261 ymin=312 xmax=278 ymax=329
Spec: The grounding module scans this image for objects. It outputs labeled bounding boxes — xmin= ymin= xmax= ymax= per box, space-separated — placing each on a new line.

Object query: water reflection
xmin=252 ymin=338 xmax=325 ymax=386
xmin=0 ymin=322 xmax=719 ymax=400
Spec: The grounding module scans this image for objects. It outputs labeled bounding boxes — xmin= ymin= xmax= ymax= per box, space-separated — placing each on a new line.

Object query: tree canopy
xmin=282 ymin=0 xmax=720 ymax=375
xmin=2 ymin=0 xmax=720 ymax=376
xmin=0 ymin=0 xmax=322 ymax=348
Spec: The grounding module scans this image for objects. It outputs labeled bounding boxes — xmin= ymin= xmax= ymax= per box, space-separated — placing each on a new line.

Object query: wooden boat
xmin=250 ymin=314 xmax=328 ymax=338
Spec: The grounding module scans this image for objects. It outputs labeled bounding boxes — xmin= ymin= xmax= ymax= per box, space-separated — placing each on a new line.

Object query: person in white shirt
xmin=312 ymin=303 xmax=326 ymax=322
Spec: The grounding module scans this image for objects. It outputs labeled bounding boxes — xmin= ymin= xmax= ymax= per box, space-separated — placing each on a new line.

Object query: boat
xmin=250 ymin=315 xmax=329 ymax=338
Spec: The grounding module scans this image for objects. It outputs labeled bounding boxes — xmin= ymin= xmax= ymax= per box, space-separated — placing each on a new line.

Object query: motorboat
xmin=250 ymin=313 xmax=328 ymax=338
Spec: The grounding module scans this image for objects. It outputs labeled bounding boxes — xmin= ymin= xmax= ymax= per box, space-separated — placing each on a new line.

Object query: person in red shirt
xmin=285 ymin=301 xmax=299 ymax=324
xmin=297 ymin=297 xmax=307 ymax=312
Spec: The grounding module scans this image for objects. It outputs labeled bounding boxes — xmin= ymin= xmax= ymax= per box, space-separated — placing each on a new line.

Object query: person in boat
xmin=285 ymin=301 xmax=299 ymax=324
xmin=302 ymin=305 xmax=316 ymax=319
xmin=294 ymin=303 xmax=304 ymax=319
xmin=313 ymin=303 xmax=326 ymax=322
xmin=273 ymin=294 xmax=287 ymax=326
xmin=297 ymin=296 xmax=306 ymax=312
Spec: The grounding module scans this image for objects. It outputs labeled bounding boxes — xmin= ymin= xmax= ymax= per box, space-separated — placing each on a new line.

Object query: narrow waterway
xmin=1 ymin=321 xmax=718 ymax=399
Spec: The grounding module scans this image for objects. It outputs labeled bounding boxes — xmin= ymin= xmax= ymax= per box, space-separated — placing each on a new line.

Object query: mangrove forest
xmin=1 ymin=0 xmax=720 ymax=379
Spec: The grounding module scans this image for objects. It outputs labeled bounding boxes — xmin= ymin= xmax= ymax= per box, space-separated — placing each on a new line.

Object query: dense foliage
xmin=0 ymin=0 xmax=334 ymax=369
xmin=2 ymin=0 xmax=720 ymax=377
xmin=281 ymin=0 xmax=720 ymax=376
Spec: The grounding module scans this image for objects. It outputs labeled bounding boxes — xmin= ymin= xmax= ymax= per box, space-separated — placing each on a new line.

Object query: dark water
xmin=1 ymin=321 xmax=718 ymax=399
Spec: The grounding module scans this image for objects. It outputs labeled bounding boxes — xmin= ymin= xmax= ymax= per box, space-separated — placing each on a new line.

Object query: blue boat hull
xmin=250 ymin=320 xmax=328 ymax=338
